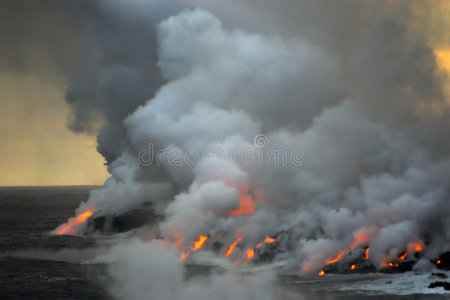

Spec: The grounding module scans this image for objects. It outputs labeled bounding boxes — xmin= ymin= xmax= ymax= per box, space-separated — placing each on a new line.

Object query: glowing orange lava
xmin=54 ymin=208 xmax=95 ymax=235
xmin=230 ymin=192 xmax=255 ymax=216
xmin=399 ymin=251 xmax=408 ymax=260
xmin=191 ymin=235 xmax=208 ymax=251
xmin=255 ymin=237 xmax=276 ymax=249
xmin=323 ymin=230 xmax=371 ymax=267
xmin=364 ymin=248 xmax=370 ymax=260
xmin=179 ymin=235 xmax=209 ymax=261
xmin=437 ymin=260 xmax=441 ymax=265
xmin=382 ymin=260 xmax=399 ymax=269
xmin=350 ymin=264 xmax=356 ymax=270
xmin=225 ymin=237 xmax=243 ymax=257
xmin=246 ymin=249 xmax=255 ymax=259
xmin=348 ymin=231 xmax=371 ymax=251
xmin=264 ymin=237 xmax=275 ymax=243
xmin=180 ymin=252 xmax=190 ymax=260
xmin=325 ymin=251 xmax=344 ymax=265
xmin=407 ymin=241 xmax=424 ymax=252
xmin=318 ymin=270 xmax=325 ymax=276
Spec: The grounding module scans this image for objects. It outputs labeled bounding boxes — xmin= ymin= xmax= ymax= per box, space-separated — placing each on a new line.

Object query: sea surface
xmin=0 ymin=186 xmax=449 ymax=300
xmin=0 ymin=186 xmax=109 ymax=300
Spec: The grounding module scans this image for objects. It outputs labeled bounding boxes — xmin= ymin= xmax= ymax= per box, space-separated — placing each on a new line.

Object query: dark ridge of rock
xmin=86 ymin=203 xmax=161 ymax=234
xmin=321 ymin=259 xmax=376 ymax=274
xmin=431 ymin=273 xmax=448 ymax=279
xmin=436 ymin=252 xmax=450 ymax=270
xmin=379 ymin=260 xmax=415 ymax=273
xmin=253 ymin=242 xmax=281 ymax=264
xmin=92 ymin=215 xmax=107 ymax=231
xmin=428 ymin=281 xmax=450 ymax=291
xmin=111 ymin=207 xmax=160 ymax=233
xmin=211 ymin=241 xmax=223 ymax=254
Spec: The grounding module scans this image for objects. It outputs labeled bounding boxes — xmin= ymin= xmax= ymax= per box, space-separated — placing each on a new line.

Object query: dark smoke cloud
xmin=0 ymin=0 xmax=86 ymax=75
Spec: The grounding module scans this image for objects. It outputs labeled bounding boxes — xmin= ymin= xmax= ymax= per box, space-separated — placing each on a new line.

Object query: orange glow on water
xmin=225 ymin=237 xmax=243 ymax=257
xmin=54 ymin=208 xmax=95 ymax=235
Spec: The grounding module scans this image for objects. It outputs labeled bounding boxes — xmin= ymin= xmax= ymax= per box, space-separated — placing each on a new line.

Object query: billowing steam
xmin=54 ymin=0 xmax=450 ymax=298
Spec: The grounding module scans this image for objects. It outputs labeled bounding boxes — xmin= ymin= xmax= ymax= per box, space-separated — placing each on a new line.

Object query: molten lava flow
xmin=255 ymin=237 xmax=276 ymax=249
xmin=387 ymin=262 xmax=399 ymax=268
xmin=246 ymin=249 xmax=255 ymax=259
xmin=230 ymin=191 xmax=255 ymax=217
xmin=437 ymin=260 xmax=442 ymax=265
xmin=407 ymin=241 xmax=424 ymax=252
xmin=318 ymin=270 xmax=325 ymax=276
xmin=364 ymin=248 xmax=370 ymax=260
xmin=54 ymin=208 xmax=95 ymax=235
xmin=325 ymin=250 xmax=344 ymax=265
xmin=180 ymin=252 xmax=190 ymax=260
xmin=380 ymin=256 xmax=400 ymax=269
xmin=179 ymin=235 xmax=209 ymax=261
xmin=348 ymin=231 xmax=371 ymax=251
xmin=264 ymin=237 xmax=275 ymax=243
xmin=399 ymin=251 xmax=408 ymax=260
xmin=323 ymin=230 xmax=371 ymax=267
xmin=350 ymin=264 xmax=356 ymax=270
xmin=225 ymin=237 xmax=243 ymax=257
xmin=191 ymin=235 xmax=208 ymax=251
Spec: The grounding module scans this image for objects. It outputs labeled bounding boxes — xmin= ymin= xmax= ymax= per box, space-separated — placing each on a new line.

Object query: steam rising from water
xmin=56 ymin=1 xmax=450 ymax=298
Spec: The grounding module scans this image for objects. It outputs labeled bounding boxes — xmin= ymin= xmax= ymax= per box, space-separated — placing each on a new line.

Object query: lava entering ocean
xmin=53 ymin=208 xmax=96 ymax=235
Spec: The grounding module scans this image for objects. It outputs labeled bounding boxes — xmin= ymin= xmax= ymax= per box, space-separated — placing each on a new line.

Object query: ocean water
xmin=0 ymin=186 xmax=110 ymax=300
xmin=0 ymin=186 xmax=449 ymax=300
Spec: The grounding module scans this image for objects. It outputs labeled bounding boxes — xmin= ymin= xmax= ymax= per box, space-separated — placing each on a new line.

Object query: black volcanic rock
xmin=112 ymin=207 xmax=159 ymax=232
xmin=428 ymin=281 xmax=450 ymax=291
xmin=87 ymin=204 xmax=161 ymax=234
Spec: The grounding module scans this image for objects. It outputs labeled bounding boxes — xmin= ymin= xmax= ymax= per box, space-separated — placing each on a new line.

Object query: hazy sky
xmin=0 ymin=70 xmax=108 ymax=186
xmin=0 ymin=1 xmax=108 ymax=186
